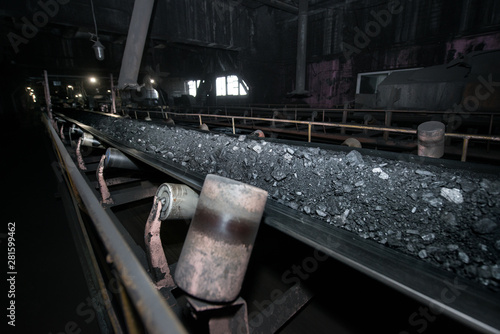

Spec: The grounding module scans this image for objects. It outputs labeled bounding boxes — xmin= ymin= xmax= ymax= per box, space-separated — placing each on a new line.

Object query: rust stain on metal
xmin=174 ymin=175 xmax=268 ymax=303
xmin=418 ymin=121 xmax=445 ymax=158
xmin=76 ymin=137 xmax=87 ymax=171
xmin=59 ymin=124 xmax=65 ymax=140
xmin=145 ymin=197 xmax=175 ymax=289
xmin=97 ymin=155 xmax=114 ymax=205
xmin=201 ymin=175 xmax=268 ymax=214
xmin=176 ymin=232 xmax=251 ymax=302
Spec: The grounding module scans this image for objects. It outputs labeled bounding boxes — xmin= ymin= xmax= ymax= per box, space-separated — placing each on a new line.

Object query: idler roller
xmin=80 ymin=133 xmax=104 ymax=148
xmin=69 ymin=124 xmax=83 ymax=138
xmin=174 ymin=174 xmax=268 ymax=303
xmin=418 ymin=121 xmax=445 ymax=158
xmin=104 ymin=148 xmax=140 ymax=170
xmin=155 ymin=183 xmax=199 ymax=221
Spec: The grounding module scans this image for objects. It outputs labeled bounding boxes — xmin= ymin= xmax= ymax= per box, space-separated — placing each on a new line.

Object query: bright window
xmin=216 ymin=75 xmax=248 ymax=96
xmin=187 ymin=80 xmax=200 ymax=97
xmin=216 ymin=77 xmax=226 ymax=96
xmin=356 ymin=68 xmax=422 ymax=94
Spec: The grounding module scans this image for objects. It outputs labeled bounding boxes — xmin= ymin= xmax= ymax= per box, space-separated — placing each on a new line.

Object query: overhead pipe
xmin=289 ymin=0 xmax=309 ymax=97
xmin=256 ymin=0 xmax=298 ymax=14
xmin=118 ymin=0 xmax=156 ymax=89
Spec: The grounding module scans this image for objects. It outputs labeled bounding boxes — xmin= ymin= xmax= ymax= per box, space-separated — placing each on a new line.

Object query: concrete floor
xmin=1 ymin=109 xmax=100 ymax=333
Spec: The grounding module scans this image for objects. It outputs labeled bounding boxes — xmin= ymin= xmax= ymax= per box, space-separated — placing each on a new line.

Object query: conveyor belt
xmin=54 ymin=112 xmax=500 ymax=334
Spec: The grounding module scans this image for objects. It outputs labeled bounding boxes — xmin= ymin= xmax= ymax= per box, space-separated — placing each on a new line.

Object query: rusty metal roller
xmin=174 ymin=174 xmax=268 ymax=303
xmin=418 ymin=121 xmax=445 ymax=158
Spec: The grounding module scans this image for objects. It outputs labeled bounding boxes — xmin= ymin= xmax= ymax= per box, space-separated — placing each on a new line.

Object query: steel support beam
xmin=118 ymin=0 xmax=156 ymax=89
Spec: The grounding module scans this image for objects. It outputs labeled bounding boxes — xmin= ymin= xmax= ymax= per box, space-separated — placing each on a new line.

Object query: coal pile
xmin=62 ymin=111 xmax=500 ymax=290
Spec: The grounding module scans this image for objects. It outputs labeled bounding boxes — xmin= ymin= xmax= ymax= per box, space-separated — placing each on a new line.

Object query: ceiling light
xmin=92 ymin=39 xmax=105 ymax=61
xmin=89 ymin=0 xmax=104 ymax=61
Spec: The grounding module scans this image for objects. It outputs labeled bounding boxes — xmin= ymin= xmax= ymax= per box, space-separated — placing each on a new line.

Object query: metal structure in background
xmin=118 ymin=0 xmax=156 ymax=89
xmin=290 ymin=0 xmax=309 ymax=97
xmin=115 ymin=106 xmax=500 ymax=163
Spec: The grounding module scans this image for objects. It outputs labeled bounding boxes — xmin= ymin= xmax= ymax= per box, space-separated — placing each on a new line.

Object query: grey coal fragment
xmin=416 ymin=169 xmax=434 ymax=176
xmin=346 ymin=150 xmax=364 ymax=166
xmin=421 ymin=233 xmax=436 ymax=242
xmin=271 ymin=169 xmax=287 ymax=181
xmin=440 ymin=188 xmax=464 ymax=204
xmin=316 ymin=209 xmax=328 ymax=217
xmin=418 ymin=249 xmax=428 ymax=259
xmin=458 ymin=251 xmax=470 ymax=264
xmin=252 ymin=145 xmax=263 ymax=153
xmin=478 ymin=265 xmax=492 ymax=279
xmin=472 ymin=218 xmax=498 ymax=234
xmin=492 ymin=265 xmax=500 ymax=280
xmin=441 ymin=212 xmax=457 ymax=226
xmin=459 ymin=179 xmax=476 ymax=193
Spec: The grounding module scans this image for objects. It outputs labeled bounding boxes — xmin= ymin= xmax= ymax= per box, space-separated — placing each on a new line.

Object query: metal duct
xmin=290 ymin=0 xmax=309 ymax=96
xmin=118 ymin=0 xmax=156 ymax=89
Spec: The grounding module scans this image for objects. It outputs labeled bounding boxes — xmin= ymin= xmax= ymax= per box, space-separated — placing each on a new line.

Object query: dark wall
xmin=276 ymin=0 xmax=500 ymax=107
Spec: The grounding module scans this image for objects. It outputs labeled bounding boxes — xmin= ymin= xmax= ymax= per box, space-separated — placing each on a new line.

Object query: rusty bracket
xmin=145 ymin=196 xmax=176 ymax=289
xmin=186 ymin=296 xmax=249 ymax=334
xmin=96 ymin=155 xmax=114 ymax=205
xmin=76 ymin=137 xmax=87 ymax=171
xmin=249 ymin=283 xmax=314 ymax=334
xmin=145 ymin=196 xmax=179 ymax=311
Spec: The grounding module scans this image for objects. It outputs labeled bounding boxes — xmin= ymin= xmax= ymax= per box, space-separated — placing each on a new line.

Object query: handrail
xmin=44 ymin=113 xmax=187 ymax=334
xmin=119 ymin=107 xmax=500 ymax=162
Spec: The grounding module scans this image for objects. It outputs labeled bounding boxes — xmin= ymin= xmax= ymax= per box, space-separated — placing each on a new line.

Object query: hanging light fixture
xmin=89 ymin=0 xmax=105 ymax=61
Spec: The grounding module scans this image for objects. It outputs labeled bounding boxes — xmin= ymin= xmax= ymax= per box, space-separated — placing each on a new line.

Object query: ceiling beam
xmin=255 ymin=0 xmax=298 ymax=14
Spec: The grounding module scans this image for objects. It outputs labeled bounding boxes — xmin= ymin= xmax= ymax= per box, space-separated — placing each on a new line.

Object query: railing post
xmin=384 ymin=110 xmax=392 ymax=141
xmin=341 ymin=110 xmax=347 ymax=135
xmin=461 ymin=137 xmax=470 ymax=162
xmin=488 ymin=114 xmax=494 ymax=152
xmin=322 ymin=110 xmax=326 ymax=133
xmin=308 ymin=123 xmax=312 ymax=142
xmin=232 ymin=117 xmax=236 ymax=134
xmin=199 ymin=115 xmax=202 ymax=126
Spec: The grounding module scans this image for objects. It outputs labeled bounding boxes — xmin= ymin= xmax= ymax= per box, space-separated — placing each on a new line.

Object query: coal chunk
xmin=472 ymin=218 xmax=497 ymax=234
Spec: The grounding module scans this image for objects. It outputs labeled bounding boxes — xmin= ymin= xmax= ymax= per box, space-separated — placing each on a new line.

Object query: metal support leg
xmin=76 ymin=137 xmax=87 ymax=171
xmin=145 ymin=197 xmax=176 ymax=289
xmin=186 ymin=296 xmax=249 ymax=334
xmin=97 ymin=155 xmax=114 ymax=205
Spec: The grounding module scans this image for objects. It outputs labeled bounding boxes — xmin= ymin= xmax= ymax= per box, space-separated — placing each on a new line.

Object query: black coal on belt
xmin=64 ymin=110 xmax=500 ymax=290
